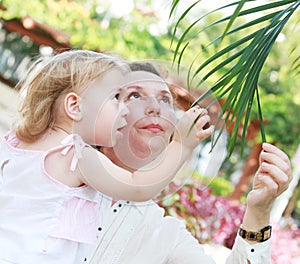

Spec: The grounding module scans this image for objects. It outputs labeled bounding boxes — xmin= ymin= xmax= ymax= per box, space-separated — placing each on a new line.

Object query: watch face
xmin=248 ymin=232 xmax=257 ymax=240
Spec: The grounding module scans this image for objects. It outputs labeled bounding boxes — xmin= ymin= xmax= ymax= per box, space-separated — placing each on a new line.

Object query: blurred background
xmin=0 ymin=1 xmax=299 ymax=262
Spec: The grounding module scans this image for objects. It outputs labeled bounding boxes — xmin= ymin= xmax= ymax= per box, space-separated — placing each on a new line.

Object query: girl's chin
xmin=115 ymin=130 xmax=124 ymax=141
xmin=105 ymin=131 xmax=124 ymax=148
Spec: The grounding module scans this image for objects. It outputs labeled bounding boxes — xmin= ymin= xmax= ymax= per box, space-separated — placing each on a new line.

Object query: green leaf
xmin=221 ymin=0 xmax=247 ymax=41
xmin=170 ymin=0 xmax=300 ymax=156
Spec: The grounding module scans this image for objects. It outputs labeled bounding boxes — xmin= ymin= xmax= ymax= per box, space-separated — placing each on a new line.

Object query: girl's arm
xmin=78 ymin=107 xmax=214 ymax=201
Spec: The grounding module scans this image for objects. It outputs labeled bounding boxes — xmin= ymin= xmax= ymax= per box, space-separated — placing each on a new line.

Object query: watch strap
xmin=238 ymin=225 xmax=272 ymax=242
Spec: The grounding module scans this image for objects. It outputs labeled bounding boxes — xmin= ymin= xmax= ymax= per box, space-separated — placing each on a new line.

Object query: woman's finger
xmin=260 ymin=151 xmax=291 ymax=178
xmin=259 ymin=162 xmax=291 ymax=194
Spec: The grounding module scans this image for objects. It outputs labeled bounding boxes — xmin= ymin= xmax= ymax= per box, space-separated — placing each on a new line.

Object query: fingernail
xmin=261 ymin=162 xmax=268 ymax=169
xmin=203 ymin=122 xmax=210 ymax=129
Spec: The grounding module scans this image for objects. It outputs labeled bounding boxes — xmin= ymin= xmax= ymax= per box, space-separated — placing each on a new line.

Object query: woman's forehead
xmin=125 ymin=71 xmax=170 ymax=93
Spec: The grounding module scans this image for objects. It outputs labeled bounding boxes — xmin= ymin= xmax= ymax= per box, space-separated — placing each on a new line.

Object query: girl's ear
xmin=64 ymin=92 xmax=83 ymax=121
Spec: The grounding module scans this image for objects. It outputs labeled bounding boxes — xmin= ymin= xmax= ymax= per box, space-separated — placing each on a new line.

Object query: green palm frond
xmin=170 ymin=0 xmax=300 ymax=156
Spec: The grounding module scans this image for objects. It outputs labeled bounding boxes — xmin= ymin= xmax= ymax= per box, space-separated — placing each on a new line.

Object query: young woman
xmin=86 ymin=62 xmax=292 ymax=264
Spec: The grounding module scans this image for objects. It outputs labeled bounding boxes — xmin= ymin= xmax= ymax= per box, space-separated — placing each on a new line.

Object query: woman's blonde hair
xmin=15 ymin=49 xmax=126 ymax=142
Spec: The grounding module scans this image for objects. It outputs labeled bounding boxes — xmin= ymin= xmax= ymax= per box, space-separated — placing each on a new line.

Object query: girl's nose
xmin=119 ymin=101 xmax=129 ymax=117
xmin=145 ymin=96 xmax=160 ymax=116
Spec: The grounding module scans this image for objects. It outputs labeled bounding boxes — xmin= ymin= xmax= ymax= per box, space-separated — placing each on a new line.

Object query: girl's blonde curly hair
xmin=15 ymin=49 xmax=127 ymax=142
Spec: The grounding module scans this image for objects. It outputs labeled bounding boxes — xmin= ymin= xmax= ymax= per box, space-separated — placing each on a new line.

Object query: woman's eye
xmin=127 ymin=92 xmax=141 ymax=100
xmin=160 ymin=96 xmax=171 ymax=104
xmin=114 ymin=93 xmax=120 ymax=101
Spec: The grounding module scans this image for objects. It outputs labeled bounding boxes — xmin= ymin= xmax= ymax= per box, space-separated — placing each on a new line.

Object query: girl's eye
xmin=114 ymin=93 xmax=120 ymax=101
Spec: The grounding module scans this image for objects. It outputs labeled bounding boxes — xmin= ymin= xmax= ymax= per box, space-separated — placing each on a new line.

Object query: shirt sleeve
xmin=167 ymin=222 xmax=271 ymax=264
xmin=226 ymin=234 xmax=271 ymax=264
xmin=166 ymin=222 xmax=215 ymax=264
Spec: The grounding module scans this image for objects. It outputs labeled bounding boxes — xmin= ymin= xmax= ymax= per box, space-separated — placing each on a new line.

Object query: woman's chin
xmin=112 ymin=135 xmax=169 ymax=170
xmin=131 ymin=140 xmax=167 ymax=160
xmin=113 ymin=145 xmax=161 ymax=171
xmin=148 ymin=137 xmax=168 ymax=156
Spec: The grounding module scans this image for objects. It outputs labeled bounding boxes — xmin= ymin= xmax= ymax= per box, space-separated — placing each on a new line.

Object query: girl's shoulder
xmin=43 ymin=133 xmax=91 ymax=187
xmin=47 ymin=133 xmax=94 ymax=173
xmin=60 ymin=133 xmax=89 ymax=149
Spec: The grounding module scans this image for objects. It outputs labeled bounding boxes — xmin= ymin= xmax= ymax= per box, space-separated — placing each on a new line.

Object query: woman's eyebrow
xmin=125 ymin=85 xmax=145 ymax=94
xmin=126 ymin=85 xmax=172 ymax=97
xmin=160 ymin=90 xmax=172 ymax=97
xmin=126 ymin=85 xmax=143 ymax=91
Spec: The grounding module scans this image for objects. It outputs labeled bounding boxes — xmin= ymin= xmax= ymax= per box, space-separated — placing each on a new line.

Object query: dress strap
xmin=60 ymin=134 xmax=88 ymax=172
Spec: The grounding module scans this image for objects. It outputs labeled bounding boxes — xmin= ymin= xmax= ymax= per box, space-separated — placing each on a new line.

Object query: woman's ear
xmin=64 ymin=92 xmax=83 ymax=121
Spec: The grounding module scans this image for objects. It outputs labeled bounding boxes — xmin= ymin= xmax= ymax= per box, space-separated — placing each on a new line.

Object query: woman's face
xmin=110 ymin=71 xmax=177 ymax=170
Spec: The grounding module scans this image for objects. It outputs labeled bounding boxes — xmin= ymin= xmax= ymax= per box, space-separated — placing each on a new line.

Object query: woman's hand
xmin=242 ymin=143 xmax=292 ymax=231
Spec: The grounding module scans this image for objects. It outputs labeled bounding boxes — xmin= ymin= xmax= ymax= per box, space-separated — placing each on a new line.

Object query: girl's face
xmin=75 ymin=69 xmax=128 ymax=147
xmin=111 ymin=71 xmax=177 ymax=169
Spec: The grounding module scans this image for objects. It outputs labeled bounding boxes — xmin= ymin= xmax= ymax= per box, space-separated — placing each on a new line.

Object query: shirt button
xmin=251 ymin=248 xmax=255 ymax=252
xmin=118 ymin=204 xmax=122 ymax=207
xmin=98 ymin=227 xmax=102 ymax=231
xmin=84 ymin=258 xmax=87 ymax=261
xmin=113 ymin=209 xmax=117 ymax=213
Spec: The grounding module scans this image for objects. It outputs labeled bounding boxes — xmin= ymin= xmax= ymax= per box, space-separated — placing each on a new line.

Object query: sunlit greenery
xmin=170 ymin=0 xmax=300 ymax=156
xmin=0 ymin=0 xmax=172 ymax=60
xmin=0 ymin=0 xmax=299 ymax=157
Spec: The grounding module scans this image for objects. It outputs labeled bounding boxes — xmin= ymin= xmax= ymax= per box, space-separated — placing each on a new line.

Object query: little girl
xmin=0 ymin=50 xmax=213 ymax=263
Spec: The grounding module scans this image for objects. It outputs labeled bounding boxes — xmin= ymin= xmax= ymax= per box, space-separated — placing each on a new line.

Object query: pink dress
xmin=0 ymin=132 xmax=111 ymax=264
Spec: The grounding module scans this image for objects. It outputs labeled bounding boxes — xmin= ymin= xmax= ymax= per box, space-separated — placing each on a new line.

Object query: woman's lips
xmin=141 ymin=123 xmax=163 ymax=133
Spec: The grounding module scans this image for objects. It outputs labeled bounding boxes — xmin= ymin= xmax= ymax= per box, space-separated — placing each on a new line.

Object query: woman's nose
xmin=145 ymin=96 xmax=160 ymax=116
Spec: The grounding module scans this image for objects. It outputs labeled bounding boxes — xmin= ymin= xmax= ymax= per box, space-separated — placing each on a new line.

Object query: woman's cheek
xmin=127 ymin=99 xmax=144 ymax=112
xmin=165 ymin=110 xmax=177 ymax=128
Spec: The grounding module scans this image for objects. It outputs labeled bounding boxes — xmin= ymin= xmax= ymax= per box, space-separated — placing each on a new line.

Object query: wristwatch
xmin=238 ymin=225 xmax=272 ymax=242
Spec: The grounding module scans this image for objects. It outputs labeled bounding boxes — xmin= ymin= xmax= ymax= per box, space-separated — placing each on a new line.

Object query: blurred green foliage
xmin=0 ymin=0 xmax=172 ymax=60
xmin=0 ymin=0 xmax=299 ymax=157
xmin=193 ymin=172 xmax=234 ymax=197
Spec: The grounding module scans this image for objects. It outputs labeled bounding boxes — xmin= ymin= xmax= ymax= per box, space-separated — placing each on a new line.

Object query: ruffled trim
xmin=4 ymin=130 xmax=19 ymax=148
xmin=49 ymin=195 xmax=100 ymax=244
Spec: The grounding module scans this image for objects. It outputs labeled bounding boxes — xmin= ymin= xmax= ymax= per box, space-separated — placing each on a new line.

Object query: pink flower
xmin=156 ymin=177 xmax=300 ymax=261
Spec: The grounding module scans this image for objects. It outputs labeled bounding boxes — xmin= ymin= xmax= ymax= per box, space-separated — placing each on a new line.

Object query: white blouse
xmin=85 ymin=200 xmax=271 ymax=264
